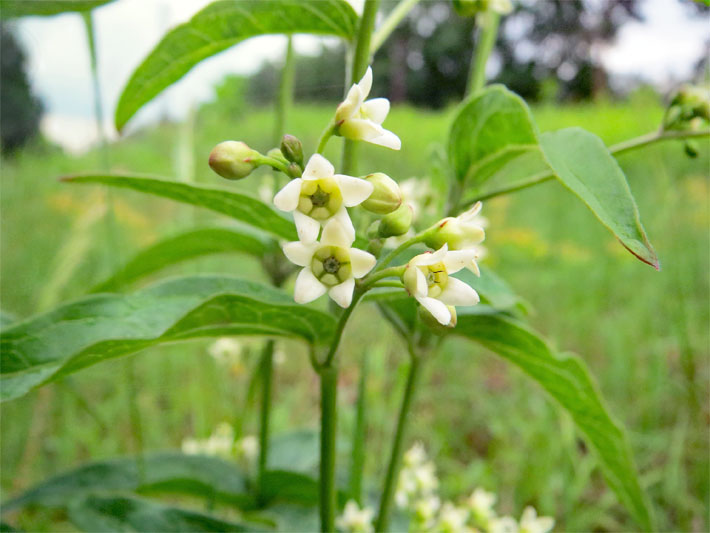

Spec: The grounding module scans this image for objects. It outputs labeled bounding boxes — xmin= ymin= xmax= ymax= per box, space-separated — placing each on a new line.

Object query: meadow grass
xmin=1 ymin=98 xmax=708 ymax=532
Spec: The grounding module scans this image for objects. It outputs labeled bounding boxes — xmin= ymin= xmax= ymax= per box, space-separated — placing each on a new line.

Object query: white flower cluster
xmin=181 ymin=422 xmax=259 ymax=465
xmin=395 ymin=443 xmax=555 ymax=533
xmin=336 ymin=500 xmax=375 ymax=533
xmin=208 ymin=337 xmax=286 ymax=376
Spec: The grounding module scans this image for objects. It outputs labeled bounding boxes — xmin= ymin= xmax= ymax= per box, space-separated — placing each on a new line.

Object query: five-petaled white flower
xmin=403 ymin=244 xmax=480 ymax=326
xmin=274 ymin=154 xmax=373 ymax=243
xmin=335 ymin=67 xmax=401 ymax=150
xmin=336 ymin=500 xmax=375 ymax=533
xmin=519 ymin=506 xmax=554 ymax=533
xmin=282 ymin=219 xmax=376 ymax=308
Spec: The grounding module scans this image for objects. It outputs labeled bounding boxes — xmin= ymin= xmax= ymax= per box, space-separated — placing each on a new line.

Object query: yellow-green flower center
xmin=298 ymin=178 xmax=343 ymax=220
xmin=424 ymin=261 xmax=448 ymax=298
xmin=311 ymin=245 xmax=352 ymax=287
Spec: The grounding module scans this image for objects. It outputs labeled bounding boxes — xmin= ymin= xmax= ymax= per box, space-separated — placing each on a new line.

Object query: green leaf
xmin=68 ymin=495 xmax=263 ymax=532
xmin=0 ymin=0 xmax=113 ymax=17
xmin=268 ymin=430 xmax=319 ymax=474
xmin=2 ymin=453 xmax=250 ymax=511
xmin=540 ymin=128 xmax=659 ymax=269
xmin=0 ymin=310 xmax=16 ymax=329
xmin=62 ymin=174 xmax=297 ymax=241
xmin=457 ymin=266 xmax=529 ymax=314
xmin=0 ymin=276 xmax=335 ymax=402
xmin=454 ymin=307 xmax=655 ymax=532
xmin=92 ymin=227 xmax=271 ymax=292
xmin=259 ymin=470 xmax=319 ymax=507
xmin=115 ymin=0 xmax=359 ymax=130
xmin=448 ymin=85 xmax=539 ymax=187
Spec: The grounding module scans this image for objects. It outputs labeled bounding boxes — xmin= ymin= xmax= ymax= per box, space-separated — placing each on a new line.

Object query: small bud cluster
xmin=181 ymin=422 xmax=259 ymax=466
xmin=395 ymin=443 xmax=555 ymax=533
xmin=663 ymin=84 xmax=710 ymax=158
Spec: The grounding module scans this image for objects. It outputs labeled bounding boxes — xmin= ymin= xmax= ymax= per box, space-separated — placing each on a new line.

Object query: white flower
xmin=403 ymin=244 xmax=480 ymax=326
xmin=273 ymin=154 xmax=373 ymax=243
xmin=336 ymin=500 xmax=375 ymax=533
xmin=437 ymin=502 xmax=471 ymax=533
xmin=490 ymin=0 xmax=513 ymax=15
xmin=282 ymin=219 xmax=376 ymax=308
xmin=490 ymin=516 xmax=519 ymax=533
xmin=519 ymin=506 xmax=554 ymax=533
xmin=413 ymin=495 xmax=441 ymax=527
xmin=468 ymin=488 xmax=497 ymax=522
xmin=403 ymin=442 xmax=428 ymax=467
xmin=425 ymin=202 xmax=486 ymax=261
xmin=413 ymin=461 xmax=439 ymax=494
xmin=208 ymin=337 xmax=243 ymax=366
xmin=181 ymin=438 xmax=202 ymax=455
xmin=235 ymin=435 xmax=259 ymax=463
xmin=335 ymin=67 xmax=401 ymax=150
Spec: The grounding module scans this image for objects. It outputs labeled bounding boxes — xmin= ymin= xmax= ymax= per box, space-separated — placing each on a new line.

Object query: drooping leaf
xmin=2 ymin=453 xmax=250 ymax=511
xmin=115 ymin=0 xmax=359 ymax=130
xmin=454 ymin=307 xmax=655 ymax=532
xmin=448 ymin=85 xmax=539 ymax=187
xmin=68 ymin=495 xmax=263 ymax=532
xmin=0 ymin=0 xmax=114 ymax=17
xmin=259 ymin=470 xmax=319 ymax=507
xmin=62 ymin=174 xmax=297 ymax=241
xmin=92 ymin=227 xmax=271 ymax=292
xmin=0 ymin=276 xmax=335 ymax=402
xmin=540 ymin=128 xmax=659 ymax=268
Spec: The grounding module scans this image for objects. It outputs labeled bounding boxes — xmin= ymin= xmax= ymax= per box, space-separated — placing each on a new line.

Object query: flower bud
xmin=423 ymin=211 xmax=485 ymax=251
xmin=360 ymin=173 xmax=402 ymax=214
xmin=209 ymin=141 xmax=260 ymax=180
xmin=684 ymin=140 xmax=699 ymax=158
xmin=377 ymin=203 xmax=413 ymax=238
xmin=280 ymin=134 xmax=304 ymax=166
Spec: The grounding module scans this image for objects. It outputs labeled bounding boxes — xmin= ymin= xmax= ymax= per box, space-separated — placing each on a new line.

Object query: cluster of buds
xmin=395 ymin=443 xmax=555 ymax=533
xmin=662 ymin=84 xmax=710 ymax=157
xmin=181 ymin=422 xmax=259 ymax=466
xmin=452 ymin=0 xmax=513 ymax=17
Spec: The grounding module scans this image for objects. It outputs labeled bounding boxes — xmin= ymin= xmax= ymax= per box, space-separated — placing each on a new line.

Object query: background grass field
xmin=1 ymin=95 xmax=708 ymax=532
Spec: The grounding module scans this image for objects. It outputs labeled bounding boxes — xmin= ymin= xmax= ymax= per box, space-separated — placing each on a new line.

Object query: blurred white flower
xmin=468 ymin=488 xmax=497 ymax=525
xmin=489 ymin=516 xmax=519 ymax=533
xmin=336 ymin=500 xmax=375 ymax=533
xmin=413 ymin=495 xmax=441 ymax=529
xmin=404 ymin=441 xmax=428 ymax=467
xmin=208 ymin=337 xmax=243 ymax=366
xmin=181 ymin=437 xmax=202 ymax=455
xmin=437 ymin=502 xmax=471 ymax=533
xmin=235 ymin=435 xmax=259 ymax=463
xmin=519 ymin=506 xmax=554 ymax=533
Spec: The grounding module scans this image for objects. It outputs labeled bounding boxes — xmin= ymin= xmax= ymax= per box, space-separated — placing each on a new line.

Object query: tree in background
xmin=0 ymin=23 xmax=42 ymax=154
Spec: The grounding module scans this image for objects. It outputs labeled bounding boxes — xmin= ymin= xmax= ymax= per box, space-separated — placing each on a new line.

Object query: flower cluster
xmin=182 ymin=422 xmax=259 ymax=465
xmin=336 ymin=500 xmax=375 ymax=533
xmin=395 ymin=443 xmax=555 ymax=533
xmin=208 ymin=337 xmax=285 ymax=377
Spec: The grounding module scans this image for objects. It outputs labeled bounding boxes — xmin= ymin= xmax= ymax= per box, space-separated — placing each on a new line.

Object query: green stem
xmin=370 ymin=0 xmax=422 ymax=53
xmin=318 ymin=365 xmax=339 ymax=533
xmin=81 ymin=11 xmax=108 ymax=167
xmin=348 ymin=352 xmax=368 ymax=503
xmin=460 ymin=128 xmax=710 ymax=209
xmin=341 ymin=0 xmax=380 ymax=175
xmin=257 ymin=339 xmax=275 ymax=501
xmin=377 ymin=234 xmax=425 ymax=270
xmin=371 ymin=280 xmax=405 ymax=289
xmin=274 ymin=36 xmax=295 ymax=144
xmin=360 ymin=266 xmax=405 ymax=290
xmin=466 ymin=10 xmax=500 ymax=96
xmin=317 ymin=122 xmax=336 ymax=154
xmin=374 ymin=350 xmax=423 ymax=532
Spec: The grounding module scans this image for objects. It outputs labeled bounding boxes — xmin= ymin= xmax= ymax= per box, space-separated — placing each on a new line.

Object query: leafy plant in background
xmin=1 ymin=0 xmax=709 ymax=532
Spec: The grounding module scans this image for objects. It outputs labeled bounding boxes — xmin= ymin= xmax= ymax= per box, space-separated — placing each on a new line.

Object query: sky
xmin=11 ymin=0 xmax=710 ymax=152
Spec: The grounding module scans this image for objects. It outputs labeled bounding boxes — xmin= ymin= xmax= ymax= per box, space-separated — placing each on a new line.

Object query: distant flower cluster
xmin=181 ymin=422 xmax=258 ymax=465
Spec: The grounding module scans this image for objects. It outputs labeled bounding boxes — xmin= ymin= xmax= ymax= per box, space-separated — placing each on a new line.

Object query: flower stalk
xmin=256 ymin=339 xmax=274 ymax=503
xmin=466 ymin=10 xmax=501 ymax=96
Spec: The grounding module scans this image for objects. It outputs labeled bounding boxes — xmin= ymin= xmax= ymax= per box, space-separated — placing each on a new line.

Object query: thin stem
xmin=320 ymin=289 xmax=366 ymax=369
xmin=348 ymin=352 xmax=368 ymax=503
xmin=371 ymin=280 xmax=405 ymax=289
xmin=81 ymin=11 xmax=108 ymax=167
xmin=317 ymin=122 xmax=336 ymax=154
xmin=257 ymin=339 xmax=275 ymax=501
xmin=377 ymin=234 xmax=425 ymax=270
xmin=460 ymin=128 xmax=710 ymax=209
xmin=341 ymin=0 xmax=380 ymax=175
xmin=318 ymin=365 xmax=339 ymax=533
xmin=274 ymin=36 xmax=295 ymax=144
xmin=375 ymin=350 xmax=423 ymax=532
xmin=466 ymin=10 xmax=500 ymax=96
xmin=360 ymin=266 xmax=405 ymax=290
xmin=370 ymin=0 xmax=422 ymax=54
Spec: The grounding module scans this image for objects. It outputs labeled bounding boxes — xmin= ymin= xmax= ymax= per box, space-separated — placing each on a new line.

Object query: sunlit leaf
xmin=540 ymin=127 xmax=659 ymax=268
xmin=454 ymin=307 xmax=655 ymax=532
xmin=68 ymin=495 xmax=263 ymax=532
xmin=92 ymin=227 xmax=271 ymax=292
xmin=0 ymin=276 xmax=335 ymax=402
xmin=448 ymin=85 xmax=539 ymax=187
xmin=62 ymin=174 xmax=297 ymax=241
xmin=115 ymin=0 xmax=359 ymax=130
xmin=0 ymin=0 xmax=113 ymax=17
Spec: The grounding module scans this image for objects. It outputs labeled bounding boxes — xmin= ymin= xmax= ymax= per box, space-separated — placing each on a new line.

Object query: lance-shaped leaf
xmin=540 ymin=127 xmax=659 ymax=269
xmin=0 ymin=0 xmax=114 ymax=17
xmin=68 ymin=495 xmax=264 ymax=532
xmin=454 ymin=307 xmax=655 ymax=532
xmin=448 ymin=85 xmax=539 ymax=187
xmin=2 ymin=453 xmax=250 ymax=511
xmin=115 ymin=0 xmax=359 ymax=130
xmin=62 ymin=174 xmax=297 ymax=241
xmin=92 ymin=227 xmax=271 ymax=292
xmin=0 ymin=276 xmax=335 ymax=402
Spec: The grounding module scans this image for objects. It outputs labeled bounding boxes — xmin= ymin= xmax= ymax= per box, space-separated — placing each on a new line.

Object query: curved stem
xmin=371 ymin=280 xmax=405 ymax=289
xmin=317 ymin=122 xmax=336 ymax=154
xmin=375 ymin=349 xmax=423 ymax=532
xmin=370 ymin=0 xmax=422 ymax=54
xmin=466 ymin=10 xmax=500 ymax=96
xmin=377 ymin=234 xmax=425 ymax=270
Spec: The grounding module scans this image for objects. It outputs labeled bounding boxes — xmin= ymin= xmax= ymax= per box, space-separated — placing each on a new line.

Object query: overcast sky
xmin=12 ymin=0 xmax=710 ymax=152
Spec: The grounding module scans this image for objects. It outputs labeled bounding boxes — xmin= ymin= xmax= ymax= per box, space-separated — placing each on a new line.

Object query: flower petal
xmin=331 ymin=206 xmax=356 ymax=244
xmin=361 ymin=97 xmax=390 ymax=124
xmin=349 ymin=248 xmax=376 ymax=278
xmin=282 ymin=241 xmax=318 ymax=267
xmin=293 ymin=210 xmax=321 ymax=243
xmin=335 ymin=84 xmax=362 ymax=122
xmin=302 ymin=153 xmax=334 ymax=180
xmin=329 ymin=277 xmax=355 ymax=308
xmin=442 ymin=249 xmax=478 ymax=274
xmin=294 ymin=268 xmax=327 ymax=304
xmin=413 ymin=244 xmax=448 ymax=266
xmin=369 ymin=129 xmax=402 ymax=150
xmin=357 ymin=66 xmax=373 ymax=98
xmin=335 ymin=174 xmax=374 ymax=206
xmin=438 ymin=277 xmax=480 ymax=306
xmin=417 ymin=296 xmax=451 ymax=326
xmin=321 ymin=217 xmax=353 ymax=248
xmin=339 ymin=118 xmax=384 ymax=142
xmin=415 ymin=268 xmax=427 ymax=297
xmin=273 ymin=178 xmax=302 ymax=212
xmin=459 ymin=201 xmax=482 ymax=221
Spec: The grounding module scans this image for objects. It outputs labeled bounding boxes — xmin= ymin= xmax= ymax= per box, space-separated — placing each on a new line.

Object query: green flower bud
xmin=286 ymin=162 xmax=303 ymax=178
xmin=209 ymin=141 xmax=260 ymax=180
xmin=684 ymin=140 xmax=699 ymax=158
xmin=378 ymin=203 xmax=413 ymax=238
xmin=280 ymin=134 xmax=304 ymax=166
xmin=360 ymin=173 xmax=403 ymax=214
xmin=267 ymin=148 xmax=288 ymax=164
